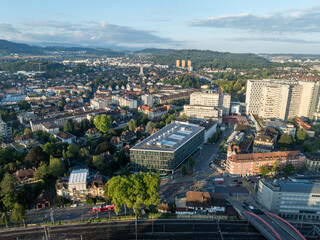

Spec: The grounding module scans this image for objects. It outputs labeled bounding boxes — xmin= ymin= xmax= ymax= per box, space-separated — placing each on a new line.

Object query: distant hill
xmin=147 ymin=49 xmax=274 ymax=70
xmin=0 ymin=40 xmax=42 ymax=54
xmin=134 ymin=48 xmax=174 ymax=55
xmin=0 ymin=39 xmax=124 ymax=57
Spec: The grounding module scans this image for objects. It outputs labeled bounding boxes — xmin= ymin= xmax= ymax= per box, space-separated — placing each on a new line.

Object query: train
xmin=90 ymin=204 xmax=115 ymax=213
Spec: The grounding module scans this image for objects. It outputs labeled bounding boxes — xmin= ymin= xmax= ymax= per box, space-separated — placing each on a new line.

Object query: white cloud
xmin=188 ymin=5 xmax=320 ymax=33
xmin=0 ymin=20 xmax=176 ymax=48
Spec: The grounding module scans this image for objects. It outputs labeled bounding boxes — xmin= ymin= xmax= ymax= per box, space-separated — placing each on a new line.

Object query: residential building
xmin=0 ymin=118 xmax=12 ymax=138
xmin=189 ymin=90 xmax=231 ymax=116
xmin=56 ymin=169 xmax=105 ymax=200
xmin=176 ymin=60 xmax=180 ymax=68
xmin=110 ymin=136 xmax=124 ymax=149
xmin=14 ymin=168 xmax=41 ymax=187
xmin=294 ymin=117 xmax=315 ymax=137
xmin=54 ymin=131 xmax=76 ymax=144
xmin=253 ymin=128 xmax=278 ymax=153
xmin=257 ymin=178 xmax=320 ymax=221
xmin=112 ymin=95 xmax=137 ymax=109
xmin=183 ymin=105 xmax=222 ymax=120
xmin=183 ymin=90 xmax=230 ymax=120
xmin=141 ymin=94 xmax=154 ymax=107
xmin=130 ymin=121 xmax=204 ymax=171
xmin=226 ymin=146 xmax=305 ymax=175
xmin=90 ymin=96 xmax=112 ymax=110
xmin=246 ymin=79 xmax=320 ymax=120
xmin=304 ymin=152 xmax=320 ymax=171
xmin=41 ymin=121 xmax=59 ymax=134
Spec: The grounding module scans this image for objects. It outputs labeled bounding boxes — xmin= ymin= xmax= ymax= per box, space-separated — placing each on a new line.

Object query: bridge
xmin=228 ymin=197 xmax=306 ymax=240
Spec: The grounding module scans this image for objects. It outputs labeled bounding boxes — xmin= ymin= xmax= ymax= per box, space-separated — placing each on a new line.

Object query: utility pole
xmin=152 ymin=216 xmax=154 ymax=234
xmin=50 ymin=208 xmax=54 ymax=225
xmin=135 ymin=216 xmax=138 ymax=240
xmin=43 ymin=226 xmax=48 ymax=240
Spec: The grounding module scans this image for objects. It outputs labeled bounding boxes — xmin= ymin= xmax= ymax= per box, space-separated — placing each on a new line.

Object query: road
xmin=26 ymin=204 xmax=117 ymax=224
xmin=227 ymin=197 xmax=306 ymax=240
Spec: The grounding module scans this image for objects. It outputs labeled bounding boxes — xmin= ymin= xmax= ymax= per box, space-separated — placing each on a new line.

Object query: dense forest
xmin=148 ymin=49 xmax=300 ymax=70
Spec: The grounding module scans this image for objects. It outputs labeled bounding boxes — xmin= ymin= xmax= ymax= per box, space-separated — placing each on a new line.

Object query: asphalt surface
xmin=26 ymin=204 xmax=117 ymax=224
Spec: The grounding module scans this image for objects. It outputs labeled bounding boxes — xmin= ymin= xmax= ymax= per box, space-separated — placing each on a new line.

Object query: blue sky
xmin=1 ymin=0 xmax=320 ymax=53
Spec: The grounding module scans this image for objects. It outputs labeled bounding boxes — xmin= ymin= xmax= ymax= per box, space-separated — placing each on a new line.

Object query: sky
xmin=1 ymin=0 xmax=320 ymax=53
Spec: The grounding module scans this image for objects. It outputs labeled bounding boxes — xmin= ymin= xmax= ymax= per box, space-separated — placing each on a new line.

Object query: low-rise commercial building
xmin=130 ymin=121 xmax=204 ymax=172
xmin=257 ymin=178 xmax=320 ymax=221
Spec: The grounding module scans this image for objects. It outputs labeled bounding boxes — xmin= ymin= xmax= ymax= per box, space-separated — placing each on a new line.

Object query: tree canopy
xmin=24 ymin=146 xmax=49 ymax=168
xmin=94 ymin=114 xmax=112 ymax=134
xmin=104 ymin=172 xmax=160 ymax=214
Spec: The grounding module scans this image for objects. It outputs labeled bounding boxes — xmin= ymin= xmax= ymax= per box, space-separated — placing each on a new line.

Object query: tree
xmin=278 ymin=134 xmax=293 ymax=148
xmin=63 ymin=120 xmax=73 ymax=133
xmin=296 ymin=128 xmax=308 ymax=144
xmin=0 ymin=173 xmax=18 ymax=210
xmin=18 ymin=100 xmax=31 ymax=111
xmin=23 ymin=128 xmax=33 ymax=137
xmin=49 ymin=157 xmax=65 ymax=178
xmin=259 ymin=165 xmax=270 ymax=176
xmin=79 ymin=147 xmax=88 ymax=161
xmin=271 ymin=160 xmax=280 ymax=173
xmin=94 ymin=114 xmax=112 ymax=134
xmin=42 ymin=142 xmax=57 ymax=157
xmin=0 ymin=213 xmax=9 ymax=226
xmin=95 ymin=142 xmax=115 ymax=155
xmin=283 ymin=163 xmax=294 ymax=173
xmin=10 ymin=203 xmax=25 ymax=223
xmin=128 ymin=119 xmax=137 ymax=131
xmin=34 ymin=130 xmax=50 ymax=142
xmin=181 ymin=165 xmax=187 ymax=177
xmin=145 ymin=122 xmax=154 ymax=135
xmin=24 ymin=146 xmax=49 ymax=168
xmin=92 ymin=155 xmax=105 ymax=171
xmin=85 ymin=195 xmax=94 ymax=205
xmin=53 ymin=196 xmax=63 ymax=207
xmin=66 ymin=143 xmax=80 ymax=159
xmin=58 ymin=100 xmax=64 ymax=110
xmin=105 ymin=172 xmax=160 ymax=215
xmin=34 ymin=164 xmax=50 ymax=180
xmin=188 ymin=156 xmax=195 ymax=170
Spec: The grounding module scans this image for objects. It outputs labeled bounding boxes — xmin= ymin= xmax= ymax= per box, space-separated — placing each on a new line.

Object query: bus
xmin=90 ymin=204 xmax=115 ymax=213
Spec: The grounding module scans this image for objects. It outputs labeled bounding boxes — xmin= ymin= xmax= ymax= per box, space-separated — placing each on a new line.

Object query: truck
xmin=213 ymin=178 xmax=224 ymax=184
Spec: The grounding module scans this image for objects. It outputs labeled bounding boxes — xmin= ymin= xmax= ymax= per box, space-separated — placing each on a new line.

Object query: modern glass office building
xmin=130 ymin=121 xmax=204 ymax=172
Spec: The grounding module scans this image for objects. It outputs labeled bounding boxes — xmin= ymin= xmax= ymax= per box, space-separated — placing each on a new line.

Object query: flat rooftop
xmin=131 ymin=121 xmax=204 ymax=152
xmin=263 ymin=178 xmax=320 ymax=194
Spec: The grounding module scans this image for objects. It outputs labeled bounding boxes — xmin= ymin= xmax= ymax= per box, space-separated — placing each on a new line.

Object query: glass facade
xmin=130 ymin=129 xmax=204 ymax=171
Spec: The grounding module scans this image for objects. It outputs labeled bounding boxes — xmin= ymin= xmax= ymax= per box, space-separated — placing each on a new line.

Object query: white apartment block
xmin=246 ymin=79 xmax=320 ymax=120
xmin=184 ymin=91 xmax=231 ymax=120
xmin=0 ymin=119 xmax=12 ymax=138
xmin=90 ymin=97 xmax=112 ymax=110
xmin=141 ymin=94 xmax=154 ymax=107
xmin=183 ymin=105 xmax=222 ymax=120
xmin=112 ymin=95 xmax=138 ymax=109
